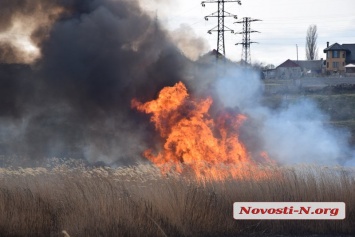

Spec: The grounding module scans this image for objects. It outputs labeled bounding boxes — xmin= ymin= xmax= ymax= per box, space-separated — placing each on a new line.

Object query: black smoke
xmin=0 ymin=0 xmax=188 ymax=166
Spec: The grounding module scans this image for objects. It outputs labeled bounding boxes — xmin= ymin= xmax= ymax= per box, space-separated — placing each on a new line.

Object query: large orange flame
xmin=132 ymin=82 xmax=269 ymax=180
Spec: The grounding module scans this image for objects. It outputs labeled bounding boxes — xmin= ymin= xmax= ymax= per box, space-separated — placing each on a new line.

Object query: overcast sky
xmin=144 ymin=0 xmax=355 ymax=66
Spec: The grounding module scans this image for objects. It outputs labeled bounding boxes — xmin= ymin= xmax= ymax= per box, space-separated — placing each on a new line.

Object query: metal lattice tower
xmin=235 ymin=17 xmax=261 ymax=64
xmin=202 ymin=0 xmax=242 ymax=59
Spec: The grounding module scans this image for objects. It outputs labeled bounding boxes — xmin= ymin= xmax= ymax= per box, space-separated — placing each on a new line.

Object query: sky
xmin=143 ymin=0 xmax=355 ymax=66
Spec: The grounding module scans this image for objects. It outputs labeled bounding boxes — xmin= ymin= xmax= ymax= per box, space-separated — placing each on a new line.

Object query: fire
xmin=132 ymin=82 xmax=270 ymax=180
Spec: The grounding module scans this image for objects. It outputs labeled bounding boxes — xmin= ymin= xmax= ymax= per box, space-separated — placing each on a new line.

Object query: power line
xmin=201 ymin=0 xmax=241 ymax=59
xmin=235 ymin=17 xmax=261 ymax=64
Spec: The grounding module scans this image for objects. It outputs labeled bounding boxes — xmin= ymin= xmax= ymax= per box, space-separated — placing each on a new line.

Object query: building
xmin=295 ymin=60 xmax=324 ymax=75
xmin=275 ymin=59 xmax=302 ymax=79
xmin=345 ymin=64 xmax=355 ymax=74
xmin=263 ymin=68 xmax=276 ymax=79
xmin=323 ymin=42 xmax=355 ymax=74
xmin=275 ymin=59 xmax=324 ymax=79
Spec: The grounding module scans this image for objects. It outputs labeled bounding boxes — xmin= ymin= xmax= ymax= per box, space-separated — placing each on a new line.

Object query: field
xmin=262 ymin=78 xmax=355 ymax=145
xmin=0 ymin=163 xmax=355 ymax=237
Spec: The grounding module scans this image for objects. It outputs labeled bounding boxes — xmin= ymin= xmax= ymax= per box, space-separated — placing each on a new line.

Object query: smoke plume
xmin=0 ymin=0 xmax=64 ymax=63
xmin=169 ymin=24 xmax=209 ymax=60
xmin=0 ymin=0 xmax=187 ymax=165
xmin=212 ymin=66 xmax=355 ymax=166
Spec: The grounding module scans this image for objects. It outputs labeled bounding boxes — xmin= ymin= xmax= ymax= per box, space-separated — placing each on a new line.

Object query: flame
xmin=132 ymin=82 xmax=270 ymax=180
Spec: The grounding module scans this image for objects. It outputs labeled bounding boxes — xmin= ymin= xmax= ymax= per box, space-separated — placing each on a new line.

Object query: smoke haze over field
xmin=0 ymin=0 xmax=354 ymax=167
xmin=213 ymin=67 xmax=354 ymax=166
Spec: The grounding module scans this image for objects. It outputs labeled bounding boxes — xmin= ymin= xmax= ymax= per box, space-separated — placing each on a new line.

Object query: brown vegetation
xmin=0 ymin=163 xmax=354 ymax=237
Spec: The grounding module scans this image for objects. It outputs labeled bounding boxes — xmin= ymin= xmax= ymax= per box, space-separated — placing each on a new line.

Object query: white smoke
xmin=214 ymin=66 xmax=355 ymax=166
xmin=215 ymin=68 xmax=263 ymax=109
xmin=169 ymin=24 xmax=209 ymax=61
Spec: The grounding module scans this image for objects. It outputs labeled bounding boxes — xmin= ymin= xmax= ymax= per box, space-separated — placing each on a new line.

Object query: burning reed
xmin=132 ymin=81 xmax=273 ymax=180
xmin=0 ymin=163 xmax=354 ymax=237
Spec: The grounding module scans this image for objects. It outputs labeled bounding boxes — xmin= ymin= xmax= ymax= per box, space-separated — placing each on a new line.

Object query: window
xmin=333 ymin=51 xmax=339 ymax=58
xmin=328 ymin=51 xmax=332 ymax=58
xmin=343 ymin=62 xmax=345 ymax=66
xmin=333 ymin=62 xmax=339 ymax=68
xmin=327 ymin=62 xmax=329 ymax=68
xmin=342 ymin=52 xmax=346 ymax=58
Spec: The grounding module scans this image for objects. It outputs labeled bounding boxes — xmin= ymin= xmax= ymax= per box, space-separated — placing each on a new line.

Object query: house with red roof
xmin=275 ymin=59 xmax=302 ymax=79
xmin=274 ymin=59 xmax=324 ymax=79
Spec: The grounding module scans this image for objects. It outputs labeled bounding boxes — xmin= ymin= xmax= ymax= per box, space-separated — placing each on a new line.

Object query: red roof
xmin=276 ymin=59 xmax=301 ymax=68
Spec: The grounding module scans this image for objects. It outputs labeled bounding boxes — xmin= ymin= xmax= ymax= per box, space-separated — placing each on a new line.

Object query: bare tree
xmin=306 ymin=25 xmax=318 ymax=60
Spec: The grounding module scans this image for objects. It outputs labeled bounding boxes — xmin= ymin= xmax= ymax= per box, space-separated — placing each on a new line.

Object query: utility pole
xmin=235 ymin=17 xmax=261 ymax=65
xmin=296 ymin=44 xmax=299 ymax=61
xmin=202 ymin=0 xmax=242 ymax=59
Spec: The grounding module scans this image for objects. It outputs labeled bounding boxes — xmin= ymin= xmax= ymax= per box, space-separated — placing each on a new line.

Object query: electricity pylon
xmin=202 ymin=0 xmax=242 ymax=59
xmin=235 ymin=17 xmax=261 ymax=64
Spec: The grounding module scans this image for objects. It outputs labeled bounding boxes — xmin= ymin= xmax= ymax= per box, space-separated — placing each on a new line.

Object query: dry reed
xmin=0 ymin=163 xmax=354 ymax=236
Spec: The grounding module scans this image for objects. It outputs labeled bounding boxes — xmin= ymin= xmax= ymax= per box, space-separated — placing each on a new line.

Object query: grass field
xmin=0 ymin=163 xmax=354 ymax=237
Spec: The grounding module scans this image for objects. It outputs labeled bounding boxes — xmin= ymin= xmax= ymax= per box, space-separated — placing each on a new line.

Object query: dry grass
xmin=0 ymin=163 xmax=354 ymax=237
